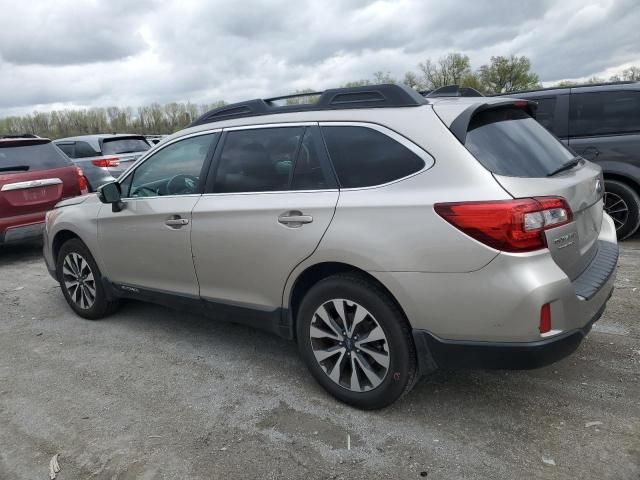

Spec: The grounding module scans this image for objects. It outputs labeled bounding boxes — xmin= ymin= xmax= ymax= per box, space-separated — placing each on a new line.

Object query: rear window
xmin=101 ymin=137 xmax=150 ymax=155
xmin=0 ymin=141 xmax=72 ymax=172
xmin=465 ymin=108 xmax=574 ymax=177
xmin=569 ymin=90 xmax=640 ymax=137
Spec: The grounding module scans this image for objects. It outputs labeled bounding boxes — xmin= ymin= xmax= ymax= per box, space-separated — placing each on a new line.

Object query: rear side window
xmin=214 ymin=127 xmax=304 ymax=193
xmin=321 ymin=126 xmax=425 ymax=188
xmin=465 ymin=108 xmax=574 ymax=177
xmin=533 ymin=97 xmax=556 ymax=131
xmin=74 ymin=141 xmax=98 ymax=158
xmin=56 ymin=143 xmax=74 ymax=157
xmin=0 ymin=141 xmax=72 ymax=172
xmin=102 ymin=137 xmax=150 ymax=155
xmin=569 ymin=91 xmax=640 ymax=137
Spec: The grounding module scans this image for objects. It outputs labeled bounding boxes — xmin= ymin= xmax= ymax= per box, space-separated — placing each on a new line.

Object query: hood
xmin=54 ymin=193 xmax=98 ymax=209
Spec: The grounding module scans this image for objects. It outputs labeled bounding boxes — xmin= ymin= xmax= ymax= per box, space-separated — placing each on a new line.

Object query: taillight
xmin=91 ymin=156 xmax=120 ymax=168
xmin=76 ymin=167 xmax=88 ymax=194
xmin=434 ymin=197 xmax=573 ymax=253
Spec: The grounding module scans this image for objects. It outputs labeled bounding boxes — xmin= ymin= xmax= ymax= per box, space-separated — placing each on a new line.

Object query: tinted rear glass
xmin=321 ymin=126 xmax=425 ymax=188
xmin=533 ymin=97 xmax=556 ymax=131
xmin=102 ymin=137 xmax=150 ymax=155
xmin=0 ymin=141 xmax=72 ymax=172
xmin=569 ymin=90 xmax=640 ymax=137
xmin=465 ymin=108 xmax=574 ymax=177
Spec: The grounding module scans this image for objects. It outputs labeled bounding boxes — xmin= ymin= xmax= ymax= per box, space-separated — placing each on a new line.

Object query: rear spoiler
xmin=449 ymin=100 xmax=538 ymax=144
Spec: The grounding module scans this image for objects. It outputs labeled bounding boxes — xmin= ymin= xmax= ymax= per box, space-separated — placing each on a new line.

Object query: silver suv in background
xmin=54 ymin=134 xmax=151 ymax=191
xmin=43 ymin=85 xmax=618 ymax=409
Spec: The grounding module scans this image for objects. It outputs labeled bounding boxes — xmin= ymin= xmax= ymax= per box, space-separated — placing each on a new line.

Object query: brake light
xmin=539 ymin=303 xmax=551 ymax=334
xmin=91 ymin=156 xmax=120 ymax=168
xmin=76 ymin=167 xmax=88 ymax=194
xmin=434 ymin=197 xmax=573 ymax=252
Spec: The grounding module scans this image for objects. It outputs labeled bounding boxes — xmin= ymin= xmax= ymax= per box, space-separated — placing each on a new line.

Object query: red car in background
xmin=0 ymin=136 xmax=88 ymax=245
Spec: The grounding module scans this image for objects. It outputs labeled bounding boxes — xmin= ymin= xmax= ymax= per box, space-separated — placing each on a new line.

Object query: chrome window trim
xmin=201 ymin=188 xmax=339 ymax=197
xmin=222 ymin=122 xmax=317 ymax=131
xmin=318 ymin=121 xmax=435 ymax=191
xmin=1 ymin=178 xmax=62 ymax=192
xmin=118 ymin=129 xmax=222 ymax=200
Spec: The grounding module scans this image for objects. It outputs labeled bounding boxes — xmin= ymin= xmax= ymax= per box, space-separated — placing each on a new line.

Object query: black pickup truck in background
xmin=500 ymin=81 xmax=640 ymax=239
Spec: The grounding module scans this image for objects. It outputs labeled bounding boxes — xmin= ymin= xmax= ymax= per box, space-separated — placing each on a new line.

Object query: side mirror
xmin=97 ymin=182 xmax=125 ymax=212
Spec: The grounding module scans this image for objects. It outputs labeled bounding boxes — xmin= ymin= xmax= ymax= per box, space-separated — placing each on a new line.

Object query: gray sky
xmin=0 ymin=0 xmax=638 ymax=116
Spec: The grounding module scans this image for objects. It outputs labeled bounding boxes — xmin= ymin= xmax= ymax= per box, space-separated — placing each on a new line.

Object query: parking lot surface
xmin=0 ymin=240 xmax=638 ymax=479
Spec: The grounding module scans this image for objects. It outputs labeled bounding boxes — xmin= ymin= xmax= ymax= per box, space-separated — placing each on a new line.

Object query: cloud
xmin=0 ymin=0 xmax=637 ymax=116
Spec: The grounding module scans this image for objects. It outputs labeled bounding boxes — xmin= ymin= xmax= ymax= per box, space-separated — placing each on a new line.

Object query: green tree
xmin=478 ymin=55 xmax=540 ymax=94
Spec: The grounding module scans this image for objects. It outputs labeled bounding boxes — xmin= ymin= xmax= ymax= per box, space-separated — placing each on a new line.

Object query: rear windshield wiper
xmin=547 ymin=157 xmax=582 ymax=177
xmin=0 ymin=165 xmax=30 ymax=172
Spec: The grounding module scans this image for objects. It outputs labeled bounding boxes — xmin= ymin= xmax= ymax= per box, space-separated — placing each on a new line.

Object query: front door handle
xmin=165 ymin=216 xmax=189 ymax=228
xmin=278 ymin=211 xmax=313 ymax=227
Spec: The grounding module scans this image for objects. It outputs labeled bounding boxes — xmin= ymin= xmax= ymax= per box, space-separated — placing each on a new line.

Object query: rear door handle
xmin=278 ymin=211 xmax=313 ymax=227
xmin=165 ymin=217 xmax=189 ymax=228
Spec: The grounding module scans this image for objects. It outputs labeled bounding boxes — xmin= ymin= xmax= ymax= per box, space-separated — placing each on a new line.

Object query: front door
xmin=97 ymin=132 xmax=219 ymax=296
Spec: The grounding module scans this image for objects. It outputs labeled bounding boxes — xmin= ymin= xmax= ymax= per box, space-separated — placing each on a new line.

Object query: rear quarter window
xmin=321 ymin=126 xmax=425 ymax=188
xmin=464 ymin=107 xmax=575 ymax=177
xmin=0 ymin=141 xmax=72 ymax=172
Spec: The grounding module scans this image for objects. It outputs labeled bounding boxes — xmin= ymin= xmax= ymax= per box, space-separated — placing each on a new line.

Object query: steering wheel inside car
xmin=166 ymin=174 xmax=199 ymax=195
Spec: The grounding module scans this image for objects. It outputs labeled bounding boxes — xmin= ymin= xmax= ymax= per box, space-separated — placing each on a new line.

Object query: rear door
xmin=463 ymin=106 xmax=604 ymax=279
xmin=0 ymin=140 xmax=79 ymax=220
xmin=567 ymin=88 xmax=640 ymax=167
xmin=191 ymin=124 xmax=339 ymax=310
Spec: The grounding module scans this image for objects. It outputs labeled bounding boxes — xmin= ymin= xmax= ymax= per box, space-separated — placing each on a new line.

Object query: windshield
xmin=465 ymin=107 xmax=575 ymax=177
xmin=0 ymin=141 xmax=72 ymax=172
xmin=102 ymin=137 xmax=151 ymax=155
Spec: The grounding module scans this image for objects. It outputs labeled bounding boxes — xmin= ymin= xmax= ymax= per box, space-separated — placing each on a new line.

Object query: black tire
xmin=296 ymin=273 xmax=418 ymax=409
xmin=56 ymin=238 xmax=120 ymax=320
xmin=604 ymin=179 xmax=640 ymax=240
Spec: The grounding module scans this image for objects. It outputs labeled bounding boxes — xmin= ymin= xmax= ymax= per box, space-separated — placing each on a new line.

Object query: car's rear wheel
xmin=296 ymin=273 xmax=418 ymax=409
xmin=56 ymin=238 xmax=119 ymax=319
xmin=604 ymin=179 xmax=640 ymax=240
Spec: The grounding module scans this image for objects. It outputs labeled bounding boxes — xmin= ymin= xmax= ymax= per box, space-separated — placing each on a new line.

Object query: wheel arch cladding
xmin=52 ymin=230 xmax=82 ymax=264
xmin=287 ymin=261 xmax=412 ymax=342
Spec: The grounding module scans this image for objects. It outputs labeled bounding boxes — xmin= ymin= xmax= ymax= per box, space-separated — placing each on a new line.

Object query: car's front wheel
xmin=296 ymin=273 xmax=418 ymax=409
xmin=56 ymin=238 xmax=119 ymax=319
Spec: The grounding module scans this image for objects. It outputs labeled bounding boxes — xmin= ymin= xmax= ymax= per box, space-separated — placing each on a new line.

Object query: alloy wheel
xmin=62 ymin=252 xmax=96 ymax=309
xmin=309 ymin=299 xmax=390 ymax=392
xmin=604 ymin=191 xmax=629 ymax=232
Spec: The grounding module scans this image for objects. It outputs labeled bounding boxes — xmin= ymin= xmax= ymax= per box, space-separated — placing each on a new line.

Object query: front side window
xmin=127 ymin=134 xmax=215 ymax=198
xmin=321 ymin=126 xmax=425 ymax=188
xmin=569 ymin=91 xmax=640 ymax=137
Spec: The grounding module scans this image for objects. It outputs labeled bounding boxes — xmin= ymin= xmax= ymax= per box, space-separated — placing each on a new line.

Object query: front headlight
xmin=45 ymin=209 xmax=58 ymax=231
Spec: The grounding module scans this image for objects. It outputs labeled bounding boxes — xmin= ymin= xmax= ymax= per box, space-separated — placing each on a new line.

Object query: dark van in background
xmin=500 ymin=81 xmax=640 ymax=239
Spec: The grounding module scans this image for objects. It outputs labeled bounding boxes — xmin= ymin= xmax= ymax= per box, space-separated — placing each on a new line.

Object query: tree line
xmin=2 ymin=53 xmax=639 ymax=139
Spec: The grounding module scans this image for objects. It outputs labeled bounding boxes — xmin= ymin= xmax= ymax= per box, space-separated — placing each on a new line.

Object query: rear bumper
xmin=0 ymin=220 xmax=44 ymax=244
xmin=413 ymin=299 xmax=609 ymax=371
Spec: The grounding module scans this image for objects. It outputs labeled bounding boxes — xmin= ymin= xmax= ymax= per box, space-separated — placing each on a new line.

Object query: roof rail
xmin=0 ymin=133 xmax=40 ymax=139
xmin=189 ymin=84 xmax=427 ymax=127
xmin=425 ymin=85 xmax=484 ymax=98
xmin=492 ymin=80 xmax=639 ymax=96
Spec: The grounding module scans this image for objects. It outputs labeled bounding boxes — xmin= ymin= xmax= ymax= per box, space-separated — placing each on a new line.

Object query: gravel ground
xmin=0 ymin=238 xmax=638 ymax=480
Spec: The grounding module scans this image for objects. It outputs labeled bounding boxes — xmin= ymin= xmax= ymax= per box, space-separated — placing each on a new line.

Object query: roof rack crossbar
xmin=189 ymin=84 xmax=427 ymax=127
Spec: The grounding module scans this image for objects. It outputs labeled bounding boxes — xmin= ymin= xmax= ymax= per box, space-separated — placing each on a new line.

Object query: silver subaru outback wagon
xmin=43 ymin=85 xmax=618 ymax=409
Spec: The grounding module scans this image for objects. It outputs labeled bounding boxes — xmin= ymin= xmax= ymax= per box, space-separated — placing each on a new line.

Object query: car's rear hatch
xmin=99 ymin=136 xmax=150 ymax=178
xmin=435 ymin=100 xmax=605 ymax=280
xmin=0 ymin=139 xmax=80 ymax=219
